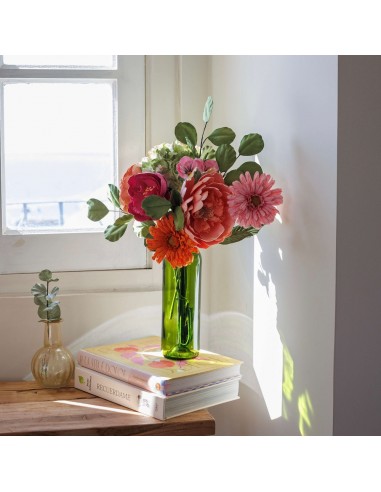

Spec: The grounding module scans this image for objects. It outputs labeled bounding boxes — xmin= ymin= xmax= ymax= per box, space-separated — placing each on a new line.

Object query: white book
xmin=74 ymin=365 xmax=241 ymax=421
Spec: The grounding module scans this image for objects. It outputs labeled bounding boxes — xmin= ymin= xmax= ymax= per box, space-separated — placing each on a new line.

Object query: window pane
xmin=2 ymin=56 xmax=116 ymax=69
xmin=2 ymin=81 xmax=117 ymax=233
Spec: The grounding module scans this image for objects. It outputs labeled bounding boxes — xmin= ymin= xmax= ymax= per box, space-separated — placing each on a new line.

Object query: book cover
xmin=77 ymin=336 xmax=242 ymax=396
xmin=74 ymin=365 xmax=241 ymax=420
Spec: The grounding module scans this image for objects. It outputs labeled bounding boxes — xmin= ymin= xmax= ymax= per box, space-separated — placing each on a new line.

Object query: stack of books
xmin=74 ymin=335 xmax=242 ymax=420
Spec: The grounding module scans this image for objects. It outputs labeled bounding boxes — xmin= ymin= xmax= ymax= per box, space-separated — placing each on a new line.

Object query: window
xmin=0 ymin=55 xmax=147 ymax=274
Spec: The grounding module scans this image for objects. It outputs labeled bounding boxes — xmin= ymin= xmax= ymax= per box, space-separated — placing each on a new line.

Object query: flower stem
xmin=199 ymin=121 xmax=208 ymax=156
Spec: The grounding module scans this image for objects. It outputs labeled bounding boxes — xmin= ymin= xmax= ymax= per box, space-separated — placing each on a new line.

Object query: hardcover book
xmin=77 ymin=335 xmax=242 ymax=396
xmin=74 ymin=365 xmax=241 ymax=420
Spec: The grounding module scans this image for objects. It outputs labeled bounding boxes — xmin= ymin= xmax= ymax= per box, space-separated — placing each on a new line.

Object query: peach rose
xmin=181 ymin=169 xmax=234 ymax=248
xmin=119 ymin=164 xmax=142 ymax=212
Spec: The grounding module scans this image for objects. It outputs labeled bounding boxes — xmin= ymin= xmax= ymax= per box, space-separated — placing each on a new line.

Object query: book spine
xmin=74 ymin=366 xmax=166 ymax=420
xmin=77 ymin=350 xmax=165 ymax=395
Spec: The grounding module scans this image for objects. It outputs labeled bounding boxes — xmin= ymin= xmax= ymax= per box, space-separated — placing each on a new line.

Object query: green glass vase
xmin=162 ymin=253 xmax=201 ymax=360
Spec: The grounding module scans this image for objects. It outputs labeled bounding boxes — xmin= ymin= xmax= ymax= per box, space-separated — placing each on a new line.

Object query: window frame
xmin=0 ymin=55 xmax=151 ymax=279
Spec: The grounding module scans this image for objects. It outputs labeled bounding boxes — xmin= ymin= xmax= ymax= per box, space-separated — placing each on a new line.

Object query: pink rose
xmin=119 ymin=164 xmax=142 ymax=213
xmin=181 ymin=169 xmax=234 ymax=248
xmin=127 ymin=172 xmax=168 ymax=222
xmin=176 ymin=157 xmax=219 ymax=179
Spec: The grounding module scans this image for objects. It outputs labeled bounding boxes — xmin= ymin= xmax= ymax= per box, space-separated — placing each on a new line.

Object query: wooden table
xmin=0 ymin=381 xmax=215 ymax=436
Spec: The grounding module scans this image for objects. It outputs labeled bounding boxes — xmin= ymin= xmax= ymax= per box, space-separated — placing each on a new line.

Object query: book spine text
xmin=77 ymin=351 xmax=165 ymax=395
xmin=74 ymin=366 xmax=165 ymax=420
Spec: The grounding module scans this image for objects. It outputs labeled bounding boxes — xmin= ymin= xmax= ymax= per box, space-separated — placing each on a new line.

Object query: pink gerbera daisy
xmin=228 ymin=171 xmax=283 ymax=229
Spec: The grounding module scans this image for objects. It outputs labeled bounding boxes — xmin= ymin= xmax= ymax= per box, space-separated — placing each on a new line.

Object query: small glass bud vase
xmin=31 ymin=320 xmax=74 ymax=388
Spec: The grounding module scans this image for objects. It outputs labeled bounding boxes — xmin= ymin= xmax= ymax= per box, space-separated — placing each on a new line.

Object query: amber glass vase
xmin=162 ymin=253 xmax=201 ymax=360
xmin=31 ymin=320 xmax=74 ymax=388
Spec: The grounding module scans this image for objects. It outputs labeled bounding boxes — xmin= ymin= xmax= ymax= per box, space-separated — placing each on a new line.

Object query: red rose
xmin=128 ymin=172 xmax=168 ymax=222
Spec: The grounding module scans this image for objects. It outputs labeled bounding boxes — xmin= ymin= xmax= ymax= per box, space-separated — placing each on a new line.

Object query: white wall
xmin=207 ymin=56 xmax=338 ymax=435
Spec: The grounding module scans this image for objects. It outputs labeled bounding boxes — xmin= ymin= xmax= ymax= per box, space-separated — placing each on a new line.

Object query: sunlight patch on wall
xmin=253 ymin=236 xmax=283 ymax=420
xmin=298 ymin=391 xmax=314 ymax=436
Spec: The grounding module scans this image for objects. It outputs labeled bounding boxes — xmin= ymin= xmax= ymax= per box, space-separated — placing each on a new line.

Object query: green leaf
xmin=133 ymin=220 xmax=155 ymax=239
xmin=216 ymin=144 xmax=237 ymax=172
xmin=238 ymin=133 xmax=264 ymax=156
xmin=224 ymin=161 xmax=263 ymax=185
xmin=47 ymin=304 xmax=61 ymax=321
xmin=203 ymin=96 xmax=214 ymax=123
xmin=31 ymin=283 xmax=47 ymax=296
xmin=51 ymin=286 xmax=59 ymax=296
xmin=43 ymin=301 xmax=60 ymax=312
xmin=104 ymin=222 xmax=128 ymax=242
xmin=34 ymin=295 xmax=46 ymax=306
xmin=175 ymin=122 xmax=198 ymax=147
xmin=38 ymin=304 xmax=48 ymax=320
xmin=221 ymin=226 xmax=260 ymax=245
xmin=78 ymin=376 xmax=85 ymax=384
xmin=38 ymin=303 xmax=61 ymax=320
xmin=141 ymin=195 xmax=172 ymax=220
xmin=170 ymin=189 xmax=182 ymax=208
xmin=38 ymin=269 xmax=52 ymax=281
xmin=224 ymin=170 xmax=242 ymax=186
xmin=108 ymin=184 xmax=120 ymax=209
xmin=87 ymin=199 xmax=109 ymax=221
xmin=207 ymin=127 xmax=236 ymax=146
xmin=173 ymin=207 xmax=184 ymax=231
xmin=114 ymin=214 xmax=134 ymax=225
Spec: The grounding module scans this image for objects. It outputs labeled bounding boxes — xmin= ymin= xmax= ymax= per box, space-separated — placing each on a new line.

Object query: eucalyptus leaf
xmin=87 ymin=198 xmax=109 ymax=221
xmin=108 ymin=184 xmax=120 ymax=209
xmin=34 ymin=295 xmax=46 ymax=306
xmin=173 ymin=207 xmax=184 ymax=231
xmin=104 ymin=222 xmax=128 ymax=242
xmin=141 ymin=195 xmax=172 ymax=220
xmin=46 ymin=293 xmax=58 ymax=302
xmin=114 ymin=214 xmax=134 ymax=224
xmin=216 ymin=144 xmax=237 ymax=172
xmin=51 ymin=286 xmax=59 ymax=295
xmin=43 ymin=301 xmax=60 ymax=311
xmin=238 ymin=133 xmax=264 ymax=156
xmin=31 ymin=283 xmax=46 ymax=296
xmin=175 ymin=122 xmax=197 ymax=147
xmin=207 ymin=127 xmax=236 ymax=146
xmin=224 ymin=161 xmax=263 ymax=185
xmin=203 ymin=96 xmax=214 ymax=123
xmin=38 ymin=269 xmax=52 ymax=281
xmin=221 ymin=226 xmax=259 ymax=245
xmin=47 ymin=304 xmax=61 ymax=321
xmin=38 ymin=304 xmax=48 ymax=320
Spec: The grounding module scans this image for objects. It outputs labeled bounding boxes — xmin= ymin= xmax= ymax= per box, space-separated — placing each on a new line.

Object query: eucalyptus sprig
xmin=31 ymin=269 xmax=61 ymax=322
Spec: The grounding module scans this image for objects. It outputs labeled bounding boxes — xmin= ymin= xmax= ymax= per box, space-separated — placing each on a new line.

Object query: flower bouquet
xmin=88 ymin=97 xmax=283 ymax=359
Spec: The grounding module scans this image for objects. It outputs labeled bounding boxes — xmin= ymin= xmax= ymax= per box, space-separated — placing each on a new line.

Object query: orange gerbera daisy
xmin=146 ymin=215 xmax=198 ymax=268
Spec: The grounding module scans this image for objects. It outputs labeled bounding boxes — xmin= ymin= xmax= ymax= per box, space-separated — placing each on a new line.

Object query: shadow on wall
xmin=255 ymin=223 xmax=315 ymax=436
xmin=208 ymin=218 xmax=316 ymax=435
